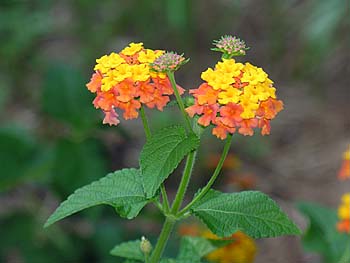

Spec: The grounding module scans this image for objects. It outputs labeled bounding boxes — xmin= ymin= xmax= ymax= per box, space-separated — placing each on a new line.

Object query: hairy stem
xmin=167 ymin=71 xmax=192 ymax=132
xmin=149 ymin=218 xmax=176 ymax=263
xmin=140 ymin=105 xmax=151 ymax=141
xmin=178 ymin=133 xmax=233 ymax=216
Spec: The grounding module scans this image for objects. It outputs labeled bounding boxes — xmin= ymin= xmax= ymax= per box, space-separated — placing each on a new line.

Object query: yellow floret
xmin=138 ymin=49 xmax=164 ymax=63
xmin=344 ymin=149 xmax=350 ymax=160
xmin=130 ymin=64 xmax=150 ymax=81
xmin=201 ymin=68 xmax=216 ymax=82
xmin=94 ymin=53 xmax=125 ymax=74
xmin=101 ymin=72 xmax=117 ymax=91
xmin=338 ymin=204 xmax=350 ymax=220
xmin=244 ymin=83 xmax=276 ymax=102
xmin=241 ymin=63 xmax=268 ymax=85
xmin=342 ymin=194 xmax=350 ymax=204
xmin=239 ymin=94 xmax=259 ymax=119
xmin=114 ymin=64 xmax=133 ymax=82
xmin=218 ymin=87 xmax=242 ymax=104
xmin=121 ymin=42 xmax=144 ymax=56
xmin=150 ymin=71 xmax=167 ymax=79
xmin=215 ymin=59 xmax=244 ymax=78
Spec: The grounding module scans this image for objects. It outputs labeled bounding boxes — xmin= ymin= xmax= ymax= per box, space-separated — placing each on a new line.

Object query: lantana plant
xmin=45 ymin=36 xmax=301 ymax=262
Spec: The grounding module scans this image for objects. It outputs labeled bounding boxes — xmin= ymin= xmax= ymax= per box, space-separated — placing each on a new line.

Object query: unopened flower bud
xmin=150 ymin=51 xmax=189 ymax=72
xmin=212 ymin=35 xmax=249 ymax=58
xmin=140 ymin=236 xmax=152 ymax=255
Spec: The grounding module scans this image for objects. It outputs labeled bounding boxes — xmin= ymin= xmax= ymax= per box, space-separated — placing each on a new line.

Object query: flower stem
xmin=177 ymin=133 xmax=233 ymax=216
xmin=149 ymin=217 xmax=176 ymax=263
xmin=166 ymin=71 xmax=192 ymax=132
xmin=140 ymin=105 xmax=151 ymax=141
xmin=149 ymin=150 xmax=197 ymax=263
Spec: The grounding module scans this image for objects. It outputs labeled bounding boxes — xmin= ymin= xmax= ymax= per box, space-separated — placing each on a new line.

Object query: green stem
xmin=171 ymin=151 xmax=197 ymax=213
xmin=140 ymin=105 xmax=151 ymax=141
xmin=178 ymin=133 xmax=233 ymax=216
xmin=150 ymin=150 xmax=197 ymax=262
xmin=166 ymin=71 xmax=192 ymax=132
xmin=149 ymin=218 xmax=176 ymax=263
xmin=161 ymin=184 xmax=170 ymax=213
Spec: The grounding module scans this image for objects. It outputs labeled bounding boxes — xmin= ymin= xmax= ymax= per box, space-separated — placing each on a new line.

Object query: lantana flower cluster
xmin=86 ymin=42 xmax=184 ymax=125
xmin=186 ymin=59 xmax=283 ymax=139
xmin=337 ymin=193 xmax=350 ymax=233
xmin=338 ymin=145 xmax=350 ymax=180
xmin=178 ymin=223 xmax=256 ymax=263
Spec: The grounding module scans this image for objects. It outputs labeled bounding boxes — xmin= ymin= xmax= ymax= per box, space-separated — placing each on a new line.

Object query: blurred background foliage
xmin=0 ymin=0 xmax=349 ymax=262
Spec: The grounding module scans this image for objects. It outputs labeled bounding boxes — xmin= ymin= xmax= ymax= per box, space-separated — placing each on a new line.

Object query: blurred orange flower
xmin=338 ymin=145 xmax=350 ymax=180
xmin=178 ymin=223 xmax=257 ymax=263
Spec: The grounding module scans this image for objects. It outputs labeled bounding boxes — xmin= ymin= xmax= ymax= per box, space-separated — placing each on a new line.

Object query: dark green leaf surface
xmin=45 ymin=168 xmax=146 ymax=227
xmin=192 ymin=190 xmax=301 ymax=238
xmin=140 ymin=125 xmax=199 ymax=198
xmin=110 ymin=240 xmax=144 ymax=261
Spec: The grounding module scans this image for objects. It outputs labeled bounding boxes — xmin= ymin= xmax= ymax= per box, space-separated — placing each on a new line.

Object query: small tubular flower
xmin=86 ymin=42 xmax=184 ymax=125
xmin=338 ymin=145 xmax=350 ymax=180
xmin=186 ymin=58 xmax=283 ymax=139
xmin=337 ymin=193 xmax=350 ymax=233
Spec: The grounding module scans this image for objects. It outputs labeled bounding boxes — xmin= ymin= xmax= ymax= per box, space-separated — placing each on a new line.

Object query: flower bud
xmin=150 ymin=51 xmax=189 ymax=72
xmin=212 ymin=35 xmax=249 ymax=58
xmin=140 ymin=236 xmax=152 ymax=255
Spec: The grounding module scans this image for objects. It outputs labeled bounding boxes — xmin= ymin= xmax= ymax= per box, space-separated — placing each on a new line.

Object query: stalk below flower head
xmin=186 ymin=37 xmax=283 ymax=140
xmin=86 ymin=42 xmax=185 ymax=126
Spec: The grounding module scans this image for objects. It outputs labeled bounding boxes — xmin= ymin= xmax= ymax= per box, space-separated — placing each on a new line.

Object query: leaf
xmin=140 ymin=125 xmax=199 ymax=198
xmin=45 ymin=168 xmax=147 ymax=227
xmin=177 ymin=236 xmax=216 ymax=263
xmin=110 ymin=240 xmax=144 ymax=261
xmin=298 ymin=202 xmax=350 ymax=263
xmin=191 ymin=190 xmax=301 ymax=238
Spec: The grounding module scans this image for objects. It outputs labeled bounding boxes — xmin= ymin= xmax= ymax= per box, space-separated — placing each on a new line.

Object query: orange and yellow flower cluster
xmin=178 ymin=223 xmax=256 ymax=263
xmin=338 ymin=145 xmax=350 ymax=180
xmin=337 ymin=193 xmax=350 ymax=233
xmin=86 ymin=43 xmax=183 ymax=125
xmin=186 ymin=59 xmax=283 ymax=139
xmin=203 ymin=230 xmax=256 ymax=263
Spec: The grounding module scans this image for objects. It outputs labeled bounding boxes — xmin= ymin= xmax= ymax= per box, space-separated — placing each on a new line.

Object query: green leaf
xmin=45 ymin=168 xmax=147 ymax=227
xmin=191 ymin=190 xmax=301 ymax=238
xmin=110 ymin=240 xmax=144 ymax=261
xmin=298 ymin=202 xmax=350 ymax=262
xmin=177 ymin=236 xmax=216 ymax=263
xmin=140 ymin=125 xmax=199 ymax=198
